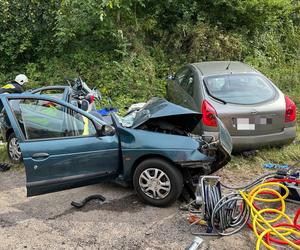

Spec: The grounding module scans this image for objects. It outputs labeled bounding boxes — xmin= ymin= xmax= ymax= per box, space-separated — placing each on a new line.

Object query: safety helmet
xmin=15 ymin=74 xmax=28 ymax=85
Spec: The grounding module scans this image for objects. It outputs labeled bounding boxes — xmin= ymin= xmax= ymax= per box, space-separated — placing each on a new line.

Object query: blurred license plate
xmin=237 ymin=118 xmax=255 ymax=130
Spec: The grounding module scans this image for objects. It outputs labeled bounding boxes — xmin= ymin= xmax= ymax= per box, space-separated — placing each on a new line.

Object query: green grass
xmin=0 ymin=145 xmax=8 ymax=162
xmin=227 ymin=143 xmax=300 ymax=172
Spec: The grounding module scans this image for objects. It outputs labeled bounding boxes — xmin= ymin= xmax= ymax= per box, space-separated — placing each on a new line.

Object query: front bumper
xmin=176 ymin=159 xmax=215 ymax=174
xmin=175 ymin=117 xmax=232 ymax=174
xmin=175 ymin=142 xmax=231 ymax=175
xmin=176 ymin=160 xmax=214 ymax=168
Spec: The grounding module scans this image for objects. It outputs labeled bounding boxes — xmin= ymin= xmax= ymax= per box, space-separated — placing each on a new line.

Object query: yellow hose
xmin=240 ymin=182 xmax=300 ymax=250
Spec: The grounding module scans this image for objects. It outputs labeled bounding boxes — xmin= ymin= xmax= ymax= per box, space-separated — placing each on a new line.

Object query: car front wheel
xmin=133 ymin=158 xmax=183 ymax=207
xmin=7 ymin=133 xmax=22 ymax=164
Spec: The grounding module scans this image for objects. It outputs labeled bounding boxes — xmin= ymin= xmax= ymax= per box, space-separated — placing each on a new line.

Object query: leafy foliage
xmin=0 ymin=0 xmax=299 ymax=108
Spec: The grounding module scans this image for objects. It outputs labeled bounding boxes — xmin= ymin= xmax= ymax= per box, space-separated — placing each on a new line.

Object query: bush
xmin=0 ymin=0 xmax=298 ymax=109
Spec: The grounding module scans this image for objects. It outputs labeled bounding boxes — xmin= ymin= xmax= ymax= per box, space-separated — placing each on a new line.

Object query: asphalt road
xmin=1 ymin=167 xmax=294 ymax=250
xmin=0 ymin=169 xmax=196 ymax=249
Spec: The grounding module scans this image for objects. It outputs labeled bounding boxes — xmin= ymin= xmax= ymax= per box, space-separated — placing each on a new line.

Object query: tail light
xmin=284 ymin=96 xmax=296 ymax=123
xmin=202 ymin=100 xmax=218 ymax=127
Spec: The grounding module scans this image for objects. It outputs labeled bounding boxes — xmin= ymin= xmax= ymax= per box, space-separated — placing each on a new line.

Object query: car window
xmin=176 ymin=68 xmax=194 ymax=95
xmin=185 ymin=71 xmax=194 ymax=96
xmin=40 ymin=89 xmax=65 ymax=99
xmin=204 ymin=76 xmax=226 ymax=92
xmin=69 ymin=96 xmax=79 ymax=108
xmin=9 ymin=98 xmax=96 ymax=140
xmin=204 ymin=74 xmax=275 ymax=104
xmin=175 ymin=68 xmax=189 ymax=86
xmin=36 ymin=89 xmax=65 ymax=107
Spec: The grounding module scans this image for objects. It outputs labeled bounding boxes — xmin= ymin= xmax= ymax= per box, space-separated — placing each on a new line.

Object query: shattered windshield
xmin=115 ymin=103 xmax=154 ymax=128
xmin=115 ymin=112 xmax=137 ymax=127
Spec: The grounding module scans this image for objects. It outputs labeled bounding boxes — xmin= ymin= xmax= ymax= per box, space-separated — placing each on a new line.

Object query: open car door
xmin=1 ymin=94 xmax=120 ymax=196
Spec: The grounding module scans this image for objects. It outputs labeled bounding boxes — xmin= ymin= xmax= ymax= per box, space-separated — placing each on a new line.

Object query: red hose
xmin=265 ymin=223 xmax=300 ymax=245
xmin=243 ymin=178 xmax=300 ymax=246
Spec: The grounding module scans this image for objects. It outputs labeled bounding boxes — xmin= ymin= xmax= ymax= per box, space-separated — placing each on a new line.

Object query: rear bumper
xmin=232 ymin=126 xmax=296 ymax=151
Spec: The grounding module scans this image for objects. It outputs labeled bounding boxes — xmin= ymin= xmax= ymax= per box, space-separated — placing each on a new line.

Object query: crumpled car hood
xmin=130 ymin=97 xmax=202 ymax=132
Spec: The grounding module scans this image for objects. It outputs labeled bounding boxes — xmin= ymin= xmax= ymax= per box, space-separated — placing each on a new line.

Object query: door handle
xmin=32 ymin=153 xmax=50 ymax=159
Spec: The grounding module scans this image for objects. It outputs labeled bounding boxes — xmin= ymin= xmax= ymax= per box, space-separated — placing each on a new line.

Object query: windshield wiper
xmin=203 ymin=82 xmax=227 ymax=104
xmin=208 ymin=92 xmax=227 ymax=104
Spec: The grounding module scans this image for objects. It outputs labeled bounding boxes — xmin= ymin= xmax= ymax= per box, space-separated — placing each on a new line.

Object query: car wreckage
xmin=0 ymin=77 xmax=101 ymax=163
xmin=0 ymin=95 xmax=232 ymax=206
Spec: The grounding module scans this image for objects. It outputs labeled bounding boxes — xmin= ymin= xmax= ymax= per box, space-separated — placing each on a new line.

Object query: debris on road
xmin=0 ymin=162 xmax=12 ymax=172
xmin=263 ymin=162 xmax=289 ymax=169
xmin=71 ymin=194 xmax=106 ymax=208
xmin=185 ymin=236 xmax=203 ymax=250
xmin=241 ymin=150 xmax=259 ymax=158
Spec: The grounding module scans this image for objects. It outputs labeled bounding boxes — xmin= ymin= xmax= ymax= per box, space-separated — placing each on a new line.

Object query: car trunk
xmin=216 ymin=99 xmax=285 ymax=136
xmin=203 ymin=73 xmax=286 ymax=137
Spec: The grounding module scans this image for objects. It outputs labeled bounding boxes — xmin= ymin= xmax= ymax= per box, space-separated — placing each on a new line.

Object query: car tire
xmin=7 ymin=133 xmax=22 ymax=164
xmin=133 ymin=158 xmax=183 ymax=207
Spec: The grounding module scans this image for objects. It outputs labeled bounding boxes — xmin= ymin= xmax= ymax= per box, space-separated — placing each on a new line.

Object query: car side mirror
xmin=81 ymin=99 xmax=89 ymax=111
xmin=98 ymin=125 xmax=116 ymax=136
xmin=167 ymin=74 xmax=175 ymax=80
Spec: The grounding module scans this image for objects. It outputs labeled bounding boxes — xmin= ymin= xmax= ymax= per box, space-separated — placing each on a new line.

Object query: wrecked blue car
xmin=0 ymin=95 xmax=232 ymax=206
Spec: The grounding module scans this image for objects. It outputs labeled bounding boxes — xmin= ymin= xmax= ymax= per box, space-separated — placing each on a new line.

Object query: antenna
xmin=226 ymin=61 xmax=231 ymax=70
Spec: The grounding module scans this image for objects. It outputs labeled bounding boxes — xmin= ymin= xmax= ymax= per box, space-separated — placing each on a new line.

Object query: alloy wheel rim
xmin=139 ymin=168 xmax=171 ymax=199
xmin=9 ymin=137 xmax=21 ymax=161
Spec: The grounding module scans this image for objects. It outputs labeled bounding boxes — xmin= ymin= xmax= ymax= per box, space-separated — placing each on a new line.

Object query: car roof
xmin=191 ymin=61 xmax=259 ymax=76
xmin=30 ymin=85 xmax=70 ymax=92
xmin=0 ymin=93 xmax=106 ymax=125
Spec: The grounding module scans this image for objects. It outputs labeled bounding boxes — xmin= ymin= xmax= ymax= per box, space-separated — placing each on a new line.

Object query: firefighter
xmin=0 ymin=74 xmax=28 ymax=94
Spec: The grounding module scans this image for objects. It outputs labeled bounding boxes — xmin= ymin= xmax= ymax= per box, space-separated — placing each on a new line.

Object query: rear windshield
xmin=204 ymin=74 xmax=276 ymax=105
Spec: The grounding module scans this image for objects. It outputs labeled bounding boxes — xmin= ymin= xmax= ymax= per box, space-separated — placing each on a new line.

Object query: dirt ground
xmin=0 ymin=166 xmax=297 ymax=250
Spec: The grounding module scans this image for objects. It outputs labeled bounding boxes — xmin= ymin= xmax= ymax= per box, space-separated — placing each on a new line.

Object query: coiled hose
xmin=190 ymin=177 xmax=251 ymax=236
xmin=202 ymin=184 xmax=250 ymax=236
xmin=189 ymin=173 xmax=300 ymax=249
xmin=240 ymin=180 xmax=300 ymax=250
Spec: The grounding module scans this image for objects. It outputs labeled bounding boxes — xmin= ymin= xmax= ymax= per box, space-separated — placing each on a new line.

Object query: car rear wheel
xmin=133 ymin=158 xmax=183 ymax=207
xmin=7 ymin=133 xmax=22 ymax=164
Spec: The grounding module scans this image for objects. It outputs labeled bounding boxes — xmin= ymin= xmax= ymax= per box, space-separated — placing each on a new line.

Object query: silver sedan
xmin=167 ymin=61 xmax=297 ymax=151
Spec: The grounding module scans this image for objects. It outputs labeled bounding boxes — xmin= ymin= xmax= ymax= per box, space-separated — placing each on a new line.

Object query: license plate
xmin=236 ymin=118 xmax=255 ymax=130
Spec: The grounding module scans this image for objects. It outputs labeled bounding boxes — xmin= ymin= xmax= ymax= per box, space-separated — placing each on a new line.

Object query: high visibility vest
xmin=2 ymin=84 xmax=15 ymax=89
xmin=82 ymin=116 xmax=89 ymax=136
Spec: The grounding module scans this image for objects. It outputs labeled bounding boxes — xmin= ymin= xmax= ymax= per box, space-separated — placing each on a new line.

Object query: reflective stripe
xmin=82 ymin=116 xmax=89 ymax=136
xmin=2 ymin=84 xmax=15 ymax=89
